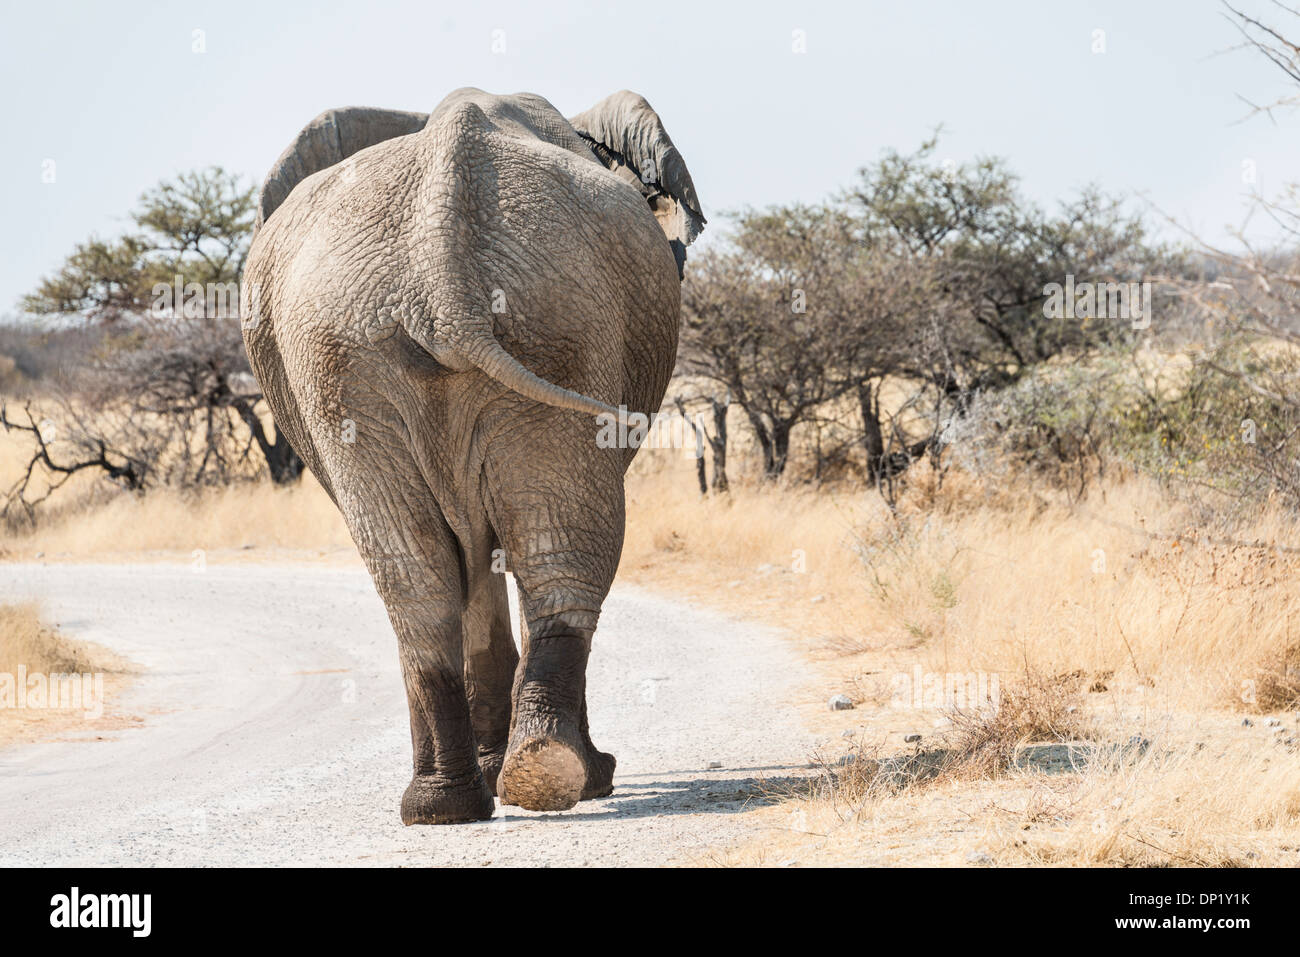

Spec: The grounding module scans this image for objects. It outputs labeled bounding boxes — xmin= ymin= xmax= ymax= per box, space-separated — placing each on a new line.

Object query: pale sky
xmin=3 ymin=0 xmax=1300 ymax=315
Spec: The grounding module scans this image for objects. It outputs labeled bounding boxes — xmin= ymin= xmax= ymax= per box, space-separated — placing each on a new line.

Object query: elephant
xmin=240 ymin=88 xmax=705 ymax=823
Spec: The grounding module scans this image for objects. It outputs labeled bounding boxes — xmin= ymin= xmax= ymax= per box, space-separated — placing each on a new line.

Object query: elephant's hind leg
xmin=335 ymin=451 xmax=494 ymax=825
xmin=462 ymin=546 xmax=518 ymax=796
xmin=513 ymin=601 xmax=615 ymax=802
xmin=486 ymin=431 xmax=626 ymax=812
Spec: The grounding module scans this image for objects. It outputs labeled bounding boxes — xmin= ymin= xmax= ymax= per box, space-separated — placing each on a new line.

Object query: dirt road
xmin=0 ymin=562 xmax=813 ymax=866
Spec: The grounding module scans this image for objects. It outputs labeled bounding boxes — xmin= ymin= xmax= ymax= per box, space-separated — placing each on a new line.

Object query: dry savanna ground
xmin=3 ymin=400 xmax=1300 ymax=866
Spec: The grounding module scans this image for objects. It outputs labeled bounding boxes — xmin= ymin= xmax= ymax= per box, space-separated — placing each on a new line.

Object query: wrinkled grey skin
xmin=241 ymin=89 xmax=704 ymax=823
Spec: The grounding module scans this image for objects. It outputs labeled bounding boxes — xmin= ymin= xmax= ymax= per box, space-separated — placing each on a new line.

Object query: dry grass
xmin=772 ymin=672 xmax=1093 ymax=819
xmin=0 ymin=603 xmax=136 ymax=748
xmin=712 ymin=723 xmax=1300 ymax=867
xmin=1 ymin=398 xmax=352 ymax=562
xmin=0 ymin=463 xmax=352 ymax=563
xmin=0 ymin=602 xmax=93 ymax=676
xmin=625 ymin=453 xmax=1300 ymax=715
xmin=942 ymin=670 xmax=1094 ymax=779
xmin=623 ymin=451 xmax=1300 ymax=866
xmin=990 ymin=740 xmax=1300 ymax=867
xmin=11 ymin=476 xmax=350 ymax=560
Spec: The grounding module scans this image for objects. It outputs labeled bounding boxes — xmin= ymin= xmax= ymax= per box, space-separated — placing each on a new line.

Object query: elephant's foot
xmin=580 ymin=746 xmax=616 ymax=801
xmin=498 ymin=726 xmax=613 ymax=807
xmin=501 ymin=633 xmax=595 ymax=811
xmin=478 ymin=748 xmax=507 ymax=797
xmin=400 ymin=773 xmax=495 ymax=825
xmin=488 ymin=733 xmax=611 ymax=806
xmin=499 ymin=733 xmax=586 ymax=812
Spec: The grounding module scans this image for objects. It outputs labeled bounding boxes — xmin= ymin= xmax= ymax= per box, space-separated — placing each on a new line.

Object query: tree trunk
xmin=693 ymin=443 xmax=707 ymax=495
xmin=770 ymin=421 xmax=791 ymax=479
xmin=262 ymin=431 xmax=306 ymax=485
xmin=233 ymin=398 xmax=305 ymax=485
xmin=745 ymin=408 xmax=776 ymax=478
xmin=675 ymin=397 xmax=708 ymax=496
xmin=859 ymin=381 xmax=885 ymax=482
xmin=707 ymin=395 xmax=729 ymax=492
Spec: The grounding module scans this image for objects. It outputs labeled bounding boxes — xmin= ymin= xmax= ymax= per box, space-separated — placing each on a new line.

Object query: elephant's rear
xmin=409 ymin=95 xmax=683 ymax=415
xmin=240 ymin=229 xmax=321 ymax=500
xmin=240 ymin=89 xmax=706 ymax=822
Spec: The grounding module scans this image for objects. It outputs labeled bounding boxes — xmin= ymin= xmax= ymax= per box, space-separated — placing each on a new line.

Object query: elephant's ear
xmin=568 ymin=91 xmax=706 ymax=251
xmin=255 ymin=107 xmax=429 ymax=231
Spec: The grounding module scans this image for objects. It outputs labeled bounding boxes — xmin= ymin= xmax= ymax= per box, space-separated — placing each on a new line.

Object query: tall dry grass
xmin=1 ymin=476 xmax=351 ymax=560
xmin=0 ymin=603 xmax=135 ymax=748
xmin=620 ymin=450 xmax=1300 ymax=867
xmin=0 ymin=603 xmax=91 ymax=677
xmin=1 ymin=398 xmax=353 ymax=560
xmin=625 ymin=453 xmax=1300 ymax=714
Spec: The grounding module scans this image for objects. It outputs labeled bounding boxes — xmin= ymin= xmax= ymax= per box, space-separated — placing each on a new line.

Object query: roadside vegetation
xmin=0 ymin=603 xmax=131 ymax=748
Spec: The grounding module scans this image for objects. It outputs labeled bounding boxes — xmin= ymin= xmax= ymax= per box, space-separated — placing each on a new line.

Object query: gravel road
xmin=0 ymin=562 xmax=814 ymax=866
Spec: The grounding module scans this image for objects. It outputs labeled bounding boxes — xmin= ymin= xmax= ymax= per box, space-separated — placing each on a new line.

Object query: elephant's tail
xmin=460 ymin=331 xmax=621 ymax=420
xmin=412 ymin=98 xmax=624 ymax=422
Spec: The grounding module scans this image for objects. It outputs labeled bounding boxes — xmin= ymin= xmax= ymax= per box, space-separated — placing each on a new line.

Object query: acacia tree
xmin=681 ymin=203 xmax=932 ymax=480
xmin=848 ymin=137 xmax=1169 ymax=401
xmin=23 ymin=168 xmax=254 ymax=320
xmin=13 ymin=167 xmax=302 ymax=493
xmin=682 ymin=140 xmax=1172 ymax=489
